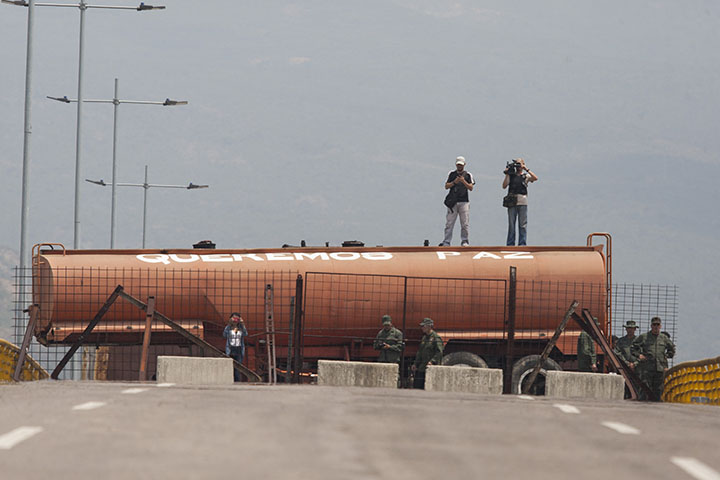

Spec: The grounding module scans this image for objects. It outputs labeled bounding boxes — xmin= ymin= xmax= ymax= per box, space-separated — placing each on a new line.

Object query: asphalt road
xmin=0 ymin=381 xmax=718 ymax=480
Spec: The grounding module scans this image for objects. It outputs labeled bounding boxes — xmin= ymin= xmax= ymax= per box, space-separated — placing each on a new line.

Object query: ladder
xmin=264 ymin=284 xmax=277 ymax=384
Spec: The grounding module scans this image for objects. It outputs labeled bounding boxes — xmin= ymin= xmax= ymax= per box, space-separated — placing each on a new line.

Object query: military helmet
xmin=419 ymin=317 xmax=434 ymax=327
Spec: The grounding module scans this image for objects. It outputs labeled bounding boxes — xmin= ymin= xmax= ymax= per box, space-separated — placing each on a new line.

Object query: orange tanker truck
xmin=29 ymin=234 xmax=611 ymax=389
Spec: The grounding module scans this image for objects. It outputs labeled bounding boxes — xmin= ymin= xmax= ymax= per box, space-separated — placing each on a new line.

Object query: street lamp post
xmin=3 ymin=0 xmax=165 ymax=251
xmin=87 ymin=165 xmax=208 ymax=248
xmin=48 ymin=78 xmax=188 ymax=248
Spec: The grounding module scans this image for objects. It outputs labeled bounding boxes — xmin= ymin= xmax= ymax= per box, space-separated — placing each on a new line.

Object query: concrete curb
xmin=317 ymin=360 xmax=398 ymax=388
xmin=545 ymin=371 xmax=625 ymax=400
xmin=425 ymin=365 xmax=503 ymax=394
xmin=156 ymin=356 xmax=234 ymax=385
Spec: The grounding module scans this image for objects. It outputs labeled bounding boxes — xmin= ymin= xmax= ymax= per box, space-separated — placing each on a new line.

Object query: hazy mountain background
xmin=1 ymin=1 xmax=718 ymax=362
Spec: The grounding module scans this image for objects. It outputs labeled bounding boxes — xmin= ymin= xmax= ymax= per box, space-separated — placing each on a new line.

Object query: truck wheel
xmin=442 ymin=351 xmax=488 ymax=368
xmin=511 ymin=355 xmax=561 ymax=395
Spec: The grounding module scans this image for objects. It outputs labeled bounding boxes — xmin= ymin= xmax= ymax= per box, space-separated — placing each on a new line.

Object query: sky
xmin=1 ymin=0 xmax=718 ymax=362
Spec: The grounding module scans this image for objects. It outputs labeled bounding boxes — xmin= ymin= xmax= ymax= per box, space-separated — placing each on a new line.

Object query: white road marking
xmin=671 ymin=457 xmax=720 ymax=480
xmin=517 ymin=395 xmax=534 ymax=400
xmin=0 ymin=426 xmax=44 ymax=450
xmin=156 ymin=383 xmax=175 ymax=388
xmin=122 ymin=388 xmax=148 ymax=394
xmin=553 ymin=403 xmax=580 ymax=414
xmin=72 ymin=401 xmax=107 ymax=411
xmin=601 ymin=421 xmax=640 ymax=435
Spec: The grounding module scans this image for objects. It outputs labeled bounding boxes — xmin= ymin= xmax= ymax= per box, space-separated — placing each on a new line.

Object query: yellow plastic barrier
xmin=663 ymin=356 xmax=720 ymax=405
xmin=0 ymin=338 xmax=50 ymax=382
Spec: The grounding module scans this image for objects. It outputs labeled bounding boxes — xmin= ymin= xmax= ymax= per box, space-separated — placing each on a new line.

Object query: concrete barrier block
xmin=425 ymin=366 xmax=503 ymax=394
xmin=545 ymin=371 xmax=625 ymax=400
xmin=156 ymin=356 xmax=234 ymax=385
xmin=317 ymin=360 xmax=398 ymax=388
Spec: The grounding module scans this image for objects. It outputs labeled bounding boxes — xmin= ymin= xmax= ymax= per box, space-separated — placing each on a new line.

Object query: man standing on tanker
xmin=631 ymin=316 xmax=675 ymax=401
xmin=411 ymin=318 xmax=443 ymax=389
xmin=502 ymin=158 xmax=538 ymax=246
xmin=440 ymin=156 xmax=475 ymax=247
xmin=373 ymin=315 xmax=403 ymax=364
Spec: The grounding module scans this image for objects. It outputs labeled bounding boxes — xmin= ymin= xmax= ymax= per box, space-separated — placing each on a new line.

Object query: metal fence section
xmin=612 ymin=284 xmax=679 ymax=367
xmin=303 ymin=272 xmax=609 ymax=368
xmin=13 ymin=267 xmax=299 ymax=381
xmin=9 ymin=264 xmax=680 ymax=380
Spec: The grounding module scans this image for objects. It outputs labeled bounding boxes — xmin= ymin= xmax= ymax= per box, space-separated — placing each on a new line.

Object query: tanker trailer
xmin=30 ymin=234 xmax=610 ymax=386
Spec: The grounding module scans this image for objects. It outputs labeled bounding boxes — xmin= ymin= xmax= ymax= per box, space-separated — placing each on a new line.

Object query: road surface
xmin=0 ymin=381 xmax=718 ymax=479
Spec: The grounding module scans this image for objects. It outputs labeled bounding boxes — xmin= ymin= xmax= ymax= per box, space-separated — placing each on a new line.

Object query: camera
xmin=504 ymin=160 xmax=521 ymax=175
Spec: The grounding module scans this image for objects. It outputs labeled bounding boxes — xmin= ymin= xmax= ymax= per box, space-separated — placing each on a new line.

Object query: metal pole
xmin=19 ymin=0 xmax=36 ymax=273
xmin=72 ymin=0 xmax=87 ymax=249
xmin=110 ymin=78 xmax=119 ymax=248
xmin=292 ymin=274 xmax=303 ymax=383
xmin=503 ymin=266 xmax=517 ymax=394
xmin=142 ymin=165 xmax=148 ymax=248
xmin=139 ymin=296 xmax=155 ymax=381
xmin=286 ymin=296 xmax=295 ymax=384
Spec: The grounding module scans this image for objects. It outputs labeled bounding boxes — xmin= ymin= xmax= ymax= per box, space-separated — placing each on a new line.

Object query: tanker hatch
xmin=342 ymin=240 xmax=365 ymax=247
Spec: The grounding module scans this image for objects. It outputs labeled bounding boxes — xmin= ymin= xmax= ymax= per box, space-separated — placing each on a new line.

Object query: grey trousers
xmin=442 ymin=202 xmax=470 ymax=245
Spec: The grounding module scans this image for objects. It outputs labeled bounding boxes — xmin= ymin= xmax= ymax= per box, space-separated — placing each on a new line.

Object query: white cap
xmin=455 ymin=156 xmax=466 ymax=165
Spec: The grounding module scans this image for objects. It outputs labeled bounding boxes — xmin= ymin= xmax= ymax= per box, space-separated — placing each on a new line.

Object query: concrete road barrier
xmin=545 ymin=371 xmax=625 ymax=400
xmin=156 ymin=356 xmax=234 ymax=385
xmin=317 ymin=360 xmax=398 ymax=388
xmin=425 ymin=365 xmax=503 ymax=394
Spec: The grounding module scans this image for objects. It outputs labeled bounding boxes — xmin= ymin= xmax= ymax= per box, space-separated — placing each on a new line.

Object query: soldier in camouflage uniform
xmin=373 ymin=315 xmax=403 ymax=364
xmin=631 ymin=316 xmax=676 ymax=401
xmin=577 ymin=317 xmax=599 ymax=372
xmin=411 ymin=318 xmax=443 ymax=389
xmin=577 ymin=330 xmax=597 ymax=372
xmin=614 ymin=320 xmax=639 ymax=369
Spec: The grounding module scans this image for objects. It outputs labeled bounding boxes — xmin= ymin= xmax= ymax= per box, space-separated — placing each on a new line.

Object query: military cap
xmin=623 ymin=320 xmax=638 ymax=328
xmin=382 ymin=315 xmax=392 ymax=325
xmin=419 ymin=317 xmax=434 ymax=327
xmin=651 ymin=316 xmax=662 ymax=325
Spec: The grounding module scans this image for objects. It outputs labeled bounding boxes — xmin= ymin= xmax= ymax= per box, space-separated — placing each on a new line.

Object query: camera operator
xmin=502 ymin=158 xmax=538 ymax=246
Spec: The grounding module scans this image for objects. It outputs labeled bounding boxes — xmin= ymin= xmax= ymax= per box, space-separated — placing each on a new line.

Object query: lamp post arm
xmin=145 ymin=184 xmax=190 ymax=189
xmin=48 ymin=96 xmax=115 ymax=104
xmin=6 ymin=2 xmax=165 ymax=9
xmin=48 ymin=96 xmax=186 ymax=106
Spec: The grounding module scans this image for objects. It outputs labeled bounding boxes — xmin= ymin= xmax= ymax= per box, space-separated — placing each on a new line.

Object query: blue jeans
xmin=229 ymin=346 xmax=243 ymax=382
xmin=506 ymin=205 xmax=527 ymax=246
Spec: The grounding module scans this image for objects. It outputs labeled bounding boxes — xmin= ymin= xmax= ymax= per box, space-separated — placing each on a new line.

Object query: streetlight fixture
xmin=3 ymin=0 xmax=165 ymax=251
xmin=86 ymin=165 xmax=208 ymax=248
xmin=48 ymin=78 xmax=187 ymax=248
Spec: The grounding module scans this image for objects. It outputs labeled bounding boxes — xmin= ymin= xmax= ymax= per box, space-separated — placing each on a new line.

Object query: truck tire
xmin=442 ymin=351 xmax=488 ymax=368
xmin=511 ymin=355 xmax=561 ymax=395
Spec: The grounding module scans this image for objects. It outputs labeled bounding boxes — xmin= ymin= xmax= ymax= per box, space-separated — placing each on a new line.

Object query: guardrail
xmin=0 ymin=338 xmax=49 ymax=382
xmin=663 ymin=356 xmax=720 ymax=405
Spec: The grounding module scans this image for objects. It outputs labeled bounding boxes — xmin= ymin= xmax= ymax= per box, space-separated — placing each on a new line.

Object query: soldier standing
xmin=577 ymin=329 xmax=597 ymax=372
xmin=411 ymin=318 xmax=443 ymax=389
xmin=373 ymin=315 xmax=403 ymax=364
xmin=614 ymin=320 xmax=639 ymax=369
xmin=631 ymin=316 xmax=676 ymax=401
